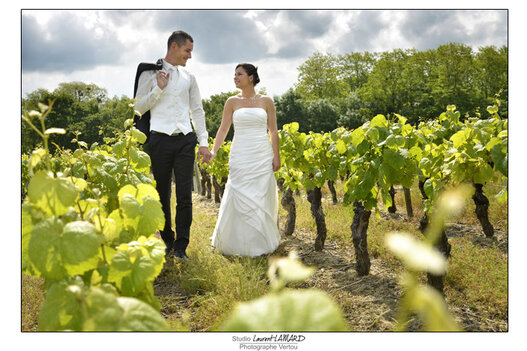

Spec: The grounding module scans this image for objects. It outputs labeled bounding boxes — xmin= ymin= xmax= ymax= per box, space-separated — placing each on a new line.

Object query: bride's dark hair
xmin=236 ymin=63 xmax=260 ymax=86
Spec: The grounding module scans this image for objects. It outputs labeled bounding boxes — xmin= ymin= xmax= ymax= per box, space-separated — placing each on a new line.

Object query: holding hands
xmin=197 ymin=146 xmax=213 ymax=164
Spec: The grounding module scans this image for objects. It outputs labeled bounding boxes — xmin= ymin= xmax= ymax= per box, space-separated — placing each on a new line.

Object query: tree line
xmin=22 ymin=42 xmax=507 ymax=153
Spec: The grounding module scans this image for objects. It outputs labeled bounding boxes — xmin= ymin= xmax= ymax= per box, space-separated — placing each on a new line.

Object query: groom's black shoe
xmin=174 ymin=249 xmax=189 ymax=261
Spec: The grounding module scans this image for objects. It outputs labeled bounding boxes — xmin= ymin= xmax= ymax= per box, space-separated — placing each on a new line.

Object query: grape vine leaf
xmin=108 ymin=236 xmax=165 ymax=297
xmin=29 ymin=219 xmax=101 ymax=280
xmin=28 ymin=171 xmax=77 ymax=216
xmin=220 ymin=289 xmax=348 ymax=331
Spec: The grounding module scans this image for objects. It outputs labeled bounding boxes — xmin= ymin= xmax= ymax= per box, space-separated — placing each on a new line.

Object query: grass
xmin=289 ymin=179 xmax=508 ymax=328
xmin=445 ymin=237 xmax=508 ymax=320
xmin=21 ymin=177 xmax=508 ymax=331
xmin=21 ymin=274 xmax=45 ymax=332
xmin=155 ymin=202 xmax=271 ymax=331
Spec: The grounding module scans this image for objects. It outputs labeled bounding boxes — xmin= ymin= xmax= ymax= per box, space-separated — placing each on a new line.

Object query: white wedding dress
xmin=211 ymin=107 xmax=280 ymax=257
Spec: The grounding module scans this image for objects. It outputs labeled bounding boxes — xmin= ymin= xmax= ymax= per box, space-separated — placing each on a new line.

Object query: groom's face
xmin=171 ymin=39 xmax=194 ymax=66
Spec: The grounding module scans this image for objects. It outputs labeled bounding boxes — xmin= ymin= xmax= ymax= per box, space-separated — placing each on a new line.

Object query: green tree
xmin=359 ymin=49 xmax=414 ymax=118
xmin=22 ymin=88 xmax=79 ymax=152
xmin=305 ymin=99 xmax=339 ymax=133
xmin=274 ymin=89 xmax=307 ymax=131
xmin=473 ymin=45 xmax=508 ymax=118
xmin=202 ymin=91 xmax=239 ymax=141
xmin=97 ymin=95 xmax=136 ymax=134
xmin=334 ymin=92 xmax=368 ymax=130
xmin=295 ymin=52 xmax=348 ymax=100
xmin=338 ymin=51 xmax=377 ymax=92
xmin=429 ymin=43 xmax=476 ymax=117
xmin=54 ymin=82 xmax=108 ymax=104
xmin=398 ymin=49 xmax=437 ymax=123
xmin=22 ymin=83 xmax=133 ymax=153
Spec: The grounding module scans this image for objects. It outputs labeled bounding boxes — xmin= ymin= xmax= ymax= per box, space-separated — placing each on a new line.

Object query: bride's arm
xmin=211 ymin=98 xmax=234 ymax=156
xmin=266 ymin=97 xmax=281 ymax=172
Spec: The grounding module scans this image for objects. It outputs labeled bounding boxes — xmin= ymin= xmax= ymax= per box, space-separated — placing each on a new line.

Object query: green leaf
xmin=117 ymin=184 xmax=164 ymax=237
xmin=108 ymin=236 xmax=165 ymax=297
xmin=40 ymin=280 xmax=168 ymax=331
xmin=351 ymin=127 xmax=365 ymax=147
xmin=28 ymin=171 xmax=77 ymax=216
xmin=28 ymin=148 xmax=47 ymax=174
xmin=136 ymin=183 xmax=160 ymax=202
xmin=124 ymin=119 xmax=134 ymax=128
xmin=220 ymin=289 xmax=348 ymax=331
xmin=131 ymin=128 xmax=147 ymax=144
xmin=284 ymin=122 xmax=299 ymax=133
xmin=327 ymin=167 xmax=338 ymax=181
xmin=485 ymin=137 xmax=500 ymax=152
xmin=120 ymin=194 xmax=141 ymax=218
xmin=22 ymin=203 xmax=38 ymax=275
xmin=385 ymin=134 xmax=405 ymax=149
xmin=39 ymin=279 xmax=84 ymax=331
xmin=398 ymin=274 xmax=460 ymax=331
xmin=473 ymin=162 xmax=494 ymax=184
xmin=60 ymin=221 xmax=101 ymax=276
xmin=137 ymin=197 xmax=165 ymax=235
xmin=491 ymin=144 xmax=507 ymax=177
xmin=28 ymin=218 xmax=68 ymax=280
xmin=97 ymin=169 xmax=118 ymax=192
xmin=496 ymin=188 xmax=507 ymax=204
xmin=450 ymin=129 xmax=467 ymax=149
xmin=133 ymin=150 xmax=151 ymax=171
xmin=487 ymin=105 xmax=499 ymax=115
xmin=335 ymin=140 xmax=347 ymax=154
xmin=95 ymin=217 xmax=120 ymax=242
xmin=112 ymin=140 xmax=126 ymax=157
xmin=402 ymin=124 xmax=413 ymax=136
xmin=103 ymin=296 xmax=167 ymax=330
xmin=409 ymin=145 xmax=423 ymax=160
xmin=370 ymin=114 xmax=388 ymax=128
xmin=28 ymin=219 xmax=101 ymax=280
xmin=366 ymin=127 xmax=380 ymax=142
xmin=383 ymin=149 xmax=405 ymax=169
xmin=412 ymin=284 xmax=460 ymax=331
xmin=423 ymin=178 xmax=434 ymax=200
xmin=83 ymin=286 xmax=168 ymax=331
xmin=395 ymin=114 xmax=407 ymax=125
xmin=380 ymin=163 xmax=399 ymax=185
xmin=381 ymin=186 xmax=392 ymax=210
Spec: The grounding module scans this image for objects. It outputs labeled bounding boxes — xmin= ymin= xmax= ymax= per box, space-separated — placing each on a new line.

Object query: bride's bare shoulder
xmin=227 ymin=95 xmax=241 ymax=102
xmin=257 ymin=94 xmax=272 ymax=102
xmin=260 ymin=95 xmax=275 ymax=107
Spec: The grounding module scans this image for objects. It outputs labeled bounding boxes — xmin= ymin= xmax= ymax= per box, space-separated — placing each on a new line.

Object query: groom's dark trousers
xmin=148 ymin=130 xmax=197 ymax=253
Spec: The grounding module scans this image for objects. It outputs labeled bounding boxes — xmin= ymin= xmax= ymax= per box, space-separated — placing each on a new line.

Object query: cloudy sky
xmin=21 ymin=8 xmax=508 ymax=101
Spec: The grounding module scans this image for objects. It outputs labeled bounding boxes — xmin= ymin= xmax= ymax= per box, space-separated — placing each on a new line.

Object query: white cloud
xmin=21 ymin=9 xmax=508 ymax=100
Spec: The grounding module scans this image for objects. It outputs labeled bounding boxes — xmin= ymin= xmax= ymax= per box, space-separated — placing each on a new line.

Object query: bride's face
xmin=234 ymin=67 xmax=253 ymax=88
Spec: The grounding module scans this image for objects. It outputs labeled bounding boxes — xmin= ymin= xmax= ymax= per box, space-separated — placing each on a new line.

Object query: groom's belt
xmin=151 ymin=130 xmax=183 ymax=136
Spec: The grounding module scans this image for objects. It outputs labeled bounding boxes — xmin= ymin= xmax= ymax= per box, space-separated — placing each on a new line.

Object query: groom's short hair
xmin=168 ymin=31 xmax=194 ymax=49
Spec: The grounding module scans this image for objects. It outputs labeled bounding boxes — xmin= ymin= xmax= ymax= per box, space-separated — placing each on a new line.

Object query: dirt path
xmin=169 ymin=193 xmax=508 ymax=332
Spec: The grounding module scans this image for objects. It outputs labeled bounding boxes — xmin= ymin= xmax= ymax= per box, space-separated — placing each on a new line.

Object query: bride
xmin=210 ymin=63 xmax=281 ymax=257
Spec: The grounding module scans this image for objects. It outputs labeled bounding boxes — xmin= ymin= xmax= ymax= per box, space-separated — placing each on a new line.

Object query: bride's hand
xmin=272 ymin=156 xmax=281 ymax=172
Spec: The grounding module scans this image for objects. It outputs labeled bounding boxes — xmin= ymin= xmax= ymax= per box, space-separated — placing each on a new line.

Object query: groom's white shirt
xmin=135 ymin=59 xmax=209 ymax=147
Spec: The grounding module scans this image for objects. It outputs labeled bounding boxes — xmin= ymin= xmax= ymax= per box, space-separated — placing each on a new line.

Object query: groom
xmin=135 ymin=30 xmax=212 ymax=259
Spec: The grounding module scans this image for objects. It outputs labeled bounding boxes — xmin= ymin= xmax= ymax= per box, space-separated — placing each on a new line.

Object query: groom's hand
xmin=156 ymin=70 xmax=170 ymax=89
xmin=197 ymin=146 xmax=212 ymax=164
